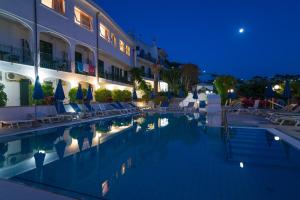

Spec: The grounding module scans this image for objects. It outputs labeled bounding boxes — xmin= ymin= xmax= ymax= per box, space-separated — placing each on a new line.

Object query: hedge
xmin=95 ymin=89 xmax=112 ymax=102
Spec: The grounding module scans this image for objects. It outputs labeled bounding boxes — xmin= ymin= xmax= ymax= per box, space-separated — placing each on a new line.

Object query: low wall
xmin=0 ymin=105 xmax=57 ymax=121
xmin=206 ymin=94 xmax=222 ymax=127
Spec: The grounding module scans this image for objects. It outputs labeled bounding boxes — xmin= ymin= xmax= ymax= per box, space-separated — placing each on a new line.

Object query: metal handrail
xmin=40 ymin=52 xmax=71 ymax=72
xmin=222 ymin=107 xmax=230 ymax=139
xmin=0 ymin=43 xmax=33 ymax=65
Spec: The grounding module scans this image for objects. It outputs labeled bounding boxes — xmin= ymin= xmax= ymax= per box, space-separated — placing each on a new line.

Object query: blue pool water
xmin=0 ymin=113 xmax=300 ymax=200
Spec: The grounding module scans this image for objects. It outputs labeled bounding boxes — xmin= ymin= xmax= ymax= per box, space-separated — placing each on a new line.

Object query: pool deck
xmin=0 ymin=180 xmax=74 ymax=200
xmin=228 ymin=112 xmax=300 ymax=140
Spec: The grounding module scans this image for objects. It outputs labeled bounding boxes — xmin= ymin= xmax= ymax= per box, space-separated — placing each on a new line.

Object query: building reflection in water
xmin=0 ymin=113 xmax=208 ymax=198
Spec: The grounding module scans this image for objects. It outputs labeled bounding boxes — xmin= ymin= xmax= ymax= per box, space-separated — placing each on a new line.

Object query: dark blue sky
xmin=95 ymin=0 xmax=300 ymax=78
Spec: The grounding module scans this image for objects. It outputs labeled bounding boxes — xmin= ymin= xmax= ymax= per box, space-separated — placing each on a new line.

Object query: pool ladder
xmin=222 ymin=107 xmax=230 ymax=139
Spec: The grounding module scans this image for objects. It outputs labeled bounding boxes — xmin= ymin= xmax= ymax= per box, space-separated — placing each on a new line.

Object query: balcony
xmin=100 ymin=72 xmax=132 ymax=85
xmin=75 ymin=62 xmax=96 ymax=76
xmin=0 ymin=43 xmax=33 ymax=65
xmin=40 ymin=52 xmax=71 ymax=72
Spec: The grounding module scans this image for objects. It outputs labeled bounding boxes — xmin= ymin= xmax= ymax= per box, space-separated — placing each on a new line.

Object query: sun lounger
xmin=110 ymin=102 xmax=129 ymax=114
xmin=55 ymin=102 xmax=77 ymax=121
xmin=70 ymin=103 xmax=93 ymax=118
xmin=1 ymin=119 xmax=34 ymax=129
xmin=272 ymin=115 xmax=300 ymax=127
xmin=184 ymin=102 xmax=196 ymax=113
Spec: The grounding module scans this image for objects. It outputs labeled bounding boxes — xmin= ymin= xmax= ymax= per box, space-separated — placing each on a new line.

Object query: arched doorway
xmin=39 ymin=32 xmax=71 ymax=72
xmin=75 ymin=44 xmax=95 ymax=76
xmin=0 ymin=13 xmax=33 ymax=65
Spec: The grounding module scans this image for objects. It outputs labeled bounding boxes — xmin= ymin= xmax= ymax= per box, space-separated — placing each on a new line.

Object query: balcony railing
xmin=75 ymin=62 xmax=96 ymax=76
xmin=40 ymin=52 xmax=71 ymax=72
xmin=0 ymin=43 xmax=33 ymax=65
xmin=100 ymin=72 xmax=132 ymax=85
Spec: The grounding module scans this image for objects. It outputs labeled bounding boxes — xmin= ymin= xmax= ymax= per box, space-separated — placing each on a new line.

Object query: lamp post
xmin=227 ymin=89 xmax=234 ymax=104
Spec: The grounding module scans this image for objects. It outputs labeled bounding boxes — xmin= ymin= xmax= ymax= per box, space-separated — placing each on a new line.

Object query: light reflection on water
xmin=1 ymin=113 xmax=299 ymax=200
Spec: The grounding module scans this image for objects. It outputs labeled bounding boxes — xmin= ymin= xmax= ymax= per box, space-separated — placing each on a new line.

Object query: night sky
xmin=94 ymin=0 xmax=300 ymax=78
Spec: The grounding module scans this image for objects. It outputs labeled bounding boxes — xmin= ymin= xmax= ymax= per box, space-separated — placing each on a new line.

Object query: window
xmin=98 ymin=60 xmax=104 ymax=77
xmin=111 ymin=33 xmax=117 ymax=47
xmin=100 ymin=24 xmax=110 ymax=41
xmin=125 ymin=45 xmax=131 ymax=56
xmin=41 ymin=0 xmax=65 ymax=15
xmin=40 ymin=40 xmax=53 ymax=62
xmin=119 ymin=40 xmax=125 ymax=53
xmin=74 ymin=7 xmax=93 ymax=31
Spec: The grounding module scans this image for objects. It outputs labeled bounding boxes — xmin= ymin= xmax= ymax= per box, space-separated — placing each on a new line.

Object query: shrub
xmin=29 ymin=83 xmax=54 ymax=105
xmin=122 ymin=90 xmax=132 ymax=102
xmin=111 ymin=89 xmax=132 ymax=102
xmin=142 ymin=93 xmax=150 ymax=102
xmin=0 ymin=83 xmax=7 ymax=107
xmin=68 ymin=87 xmax=87 ymax=103
xmin=95 ymin=89 xmax=112 ymax=102
xmin=112 ymin=89 xmax=123 ymax=102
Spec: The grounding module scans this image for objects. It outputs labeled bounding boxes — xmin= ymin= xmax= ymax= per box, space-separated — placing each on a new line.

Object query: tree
xmin=214 ymin=75 xmax=237 ymax=104
xmin=181 ymin=64 xmax=200 ymax=92
xmin=161 ymin=67 xmax=181 ymax=94
xmin=130 ymin=67 xmax=152 ymax=98
xmin=152 ymin=63 xmax=160 ymax=94
xmin=0 ymin=83 xmax=7 ymax=107
xmin=237 ymin=76 xmax=268 ymax=98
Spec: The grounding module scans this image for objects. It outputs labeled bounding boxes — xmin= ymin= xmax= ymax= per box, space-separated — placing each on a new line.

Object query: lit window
xmin=125 ymin=45 xmax=131 ymax=56
xmin=74 ymin=7 xmax=93 ymax=31
xmin=111 ymin=33 xmax=117 ymax=47
xmin=119 ymin=40 xmax=125 ymax=53
xmin=41 ymin=0 xmax=65 ymax=14
xmin=100 ymin=23 xmax=110 ymax=41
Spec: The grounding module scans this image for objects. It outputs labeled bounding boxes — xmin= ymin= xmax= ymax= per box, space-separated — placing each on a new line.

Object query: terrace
xmin=0 ymin=14 xmax=33 ymax=66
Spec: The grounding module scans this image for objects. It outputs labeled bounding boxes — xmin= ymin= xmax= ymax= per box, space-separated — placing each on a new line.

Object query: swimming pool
xmin=0 ymin=113 xmax=300 ymax=200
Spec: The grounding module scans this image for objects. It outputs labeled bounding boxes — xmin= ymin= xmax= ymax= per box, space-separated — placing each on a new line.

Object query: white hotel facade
xmin=0 ymin=0 xmax=168 ymax=106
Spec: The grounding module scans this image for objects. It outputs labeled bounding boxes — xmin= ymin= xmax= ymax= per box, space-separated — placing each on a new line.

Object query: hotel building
xmin=0 ymin=0 xmax=168 ymax=106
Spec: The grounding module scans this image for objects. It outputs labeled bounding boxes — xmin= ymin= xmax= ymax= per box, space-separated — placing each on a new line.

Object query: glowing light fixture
xmin=240 ymin=162 xmax=244 ymax=168
xmin=239 ymin=28 xmax=245 ymax=33
xmin=274 ymin=136 xmax=280 ymax=141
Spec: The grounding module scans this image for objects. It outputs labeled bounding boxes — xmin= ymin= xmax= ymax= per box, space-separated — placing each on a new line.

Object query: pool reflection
xmin=6 ymin=114 xmax=299 ymax=200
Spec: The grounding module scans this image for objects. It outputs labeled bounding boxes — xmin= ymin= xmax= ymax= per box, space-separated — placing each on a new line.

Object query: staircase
xmin=225 ymin=128 xmax=300 ymax=169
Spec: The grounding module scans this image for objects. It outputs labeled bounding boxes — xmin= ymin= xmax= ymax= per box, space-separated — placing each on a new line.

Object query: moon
xmin=239 ymin=28 xmax=245 ymax=33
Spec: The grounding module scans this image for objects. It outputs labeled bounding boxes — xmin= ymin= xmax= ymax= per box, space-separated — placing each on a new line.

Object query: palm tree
xmin=130 ymin=67 xmax=151 ymax=97
xmin=130 ymin=67 xmax=143 ymax=89
xmin=152 ymin=63 xmax=160 ymax=95
xmin=161 ymin=67 xmax=181 ymax=94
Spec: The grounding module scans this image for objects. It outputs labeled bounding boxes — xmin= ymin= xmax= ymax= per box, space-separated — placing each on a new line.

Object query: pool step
xmin=228 ymin=142 xmax=283 ymax=152
xmin=227 ymin=159 xmax=300 ymax=170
